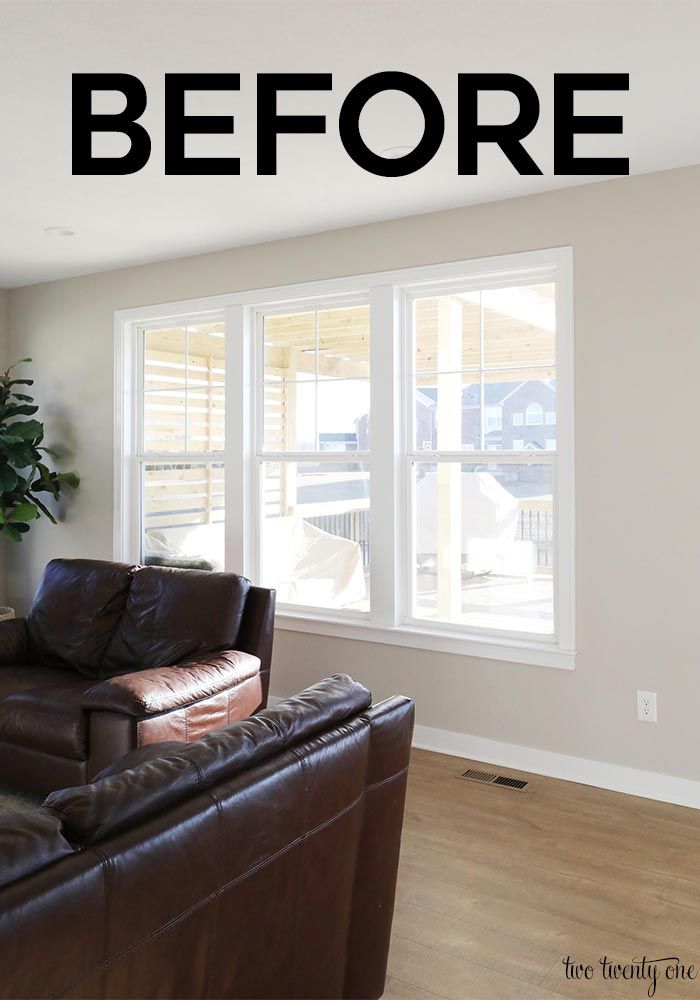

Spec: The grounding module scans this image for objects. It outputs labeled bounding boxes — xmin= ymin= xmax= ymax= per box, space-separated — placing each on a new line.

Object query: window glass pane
xmin=414 ymin=295 xmax=480 ymax=374
xmin=318 ymin=305 xmax=370 ymax=376
xmin=187 ymin=387 xmax=225 ymax=452
xmin=143 ymin=462 xmax=224 ymax=571
xmin=415 ymin=374 xmax=480 ymax=451
xmin=264 ymin=312 xmax=316 ymax=383
xmin=143 ymin=320 xmax=225 ymax=454
xmin=261 ymin=460 xmax=369 ymax=611
xmin=187 ymin=322 xmax=225 ymax=387
xmin=318 ymin=379 xmax=370 ymax=451
xmin=496 ymin=373 xmax=556 ymax=451
xmin=412 ymin=461 xmax=553 ymax=634
xmin=483 ymin=283 xmax=555 ymax=368
xmin=264 ymin=380 xmax=316 ymax=450
xmin=144 ymin=327 xmax=187 ymax=391
xmin=143 ymin=389 xmax=186 ymax=452
xmin=262 ymin=304 xmax=370 ymax=453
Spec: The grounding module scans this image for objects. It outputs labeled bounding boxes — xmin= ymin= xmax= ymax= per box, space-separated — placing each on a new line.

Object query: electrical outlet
xmin=637 ymin=690 xmax=657 ymax=723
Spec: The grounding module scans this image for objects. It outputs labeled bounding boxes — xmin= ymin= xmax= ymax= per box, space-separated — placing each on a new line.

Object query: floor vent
xmin=458 ymin=768 xmax=528 ymax=791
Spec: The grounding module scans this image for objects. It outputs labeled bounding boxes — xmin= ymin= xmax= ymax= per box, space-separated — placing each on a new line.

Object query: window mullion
xmin=225 ymin=303 xmax=251 ymax=577
xmin=369 ymin=285 xmax=400 ymax=627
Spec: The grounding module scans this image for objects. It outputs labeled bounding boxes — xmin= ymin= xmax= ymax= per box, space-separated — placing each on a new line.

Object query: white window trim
xmin=114 ymin=246 xmax=575 ymax=670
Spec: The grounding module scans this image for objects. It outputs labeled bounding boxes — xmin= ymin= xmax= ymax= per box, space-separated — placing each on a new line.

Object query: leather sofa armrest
xmin=83 ymin=650 xmax=261 ymax=717
xmin=0 ymin=617 xmax=29 ymax=665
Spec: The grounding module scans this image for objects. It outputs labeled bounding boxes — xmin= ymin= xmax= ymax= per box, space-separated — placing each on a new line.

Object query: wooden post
xmin=206 ymin=354 xmax=214 ymax=524
xmin=436 ymin=297 xmax=462 ymax=620
xmin=281 ymin=347 xmax=299 ymax=515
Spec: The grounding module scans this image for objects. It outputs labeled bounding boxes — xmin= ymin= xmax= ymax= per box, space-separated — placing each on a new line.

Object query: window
xmin=408 ymin=279 xmax=558 ymax=639
xmin=117 ymin=248 xmax=574 ymax=667
xmin=258 ymin=303 xmax=371 ymax=613
xmin=526 ymin=402 xmax=544 ymax=425
xmin=485 ymin=407 xmax=503 ymax=431
xmin=139 ymin=319 xmax=225 ymax=570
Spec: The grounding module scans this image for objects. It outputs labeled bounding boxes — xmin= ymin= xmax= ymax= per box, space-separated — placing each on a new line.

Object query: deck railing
xmin=305 ymin=509 xmax=371 ymax=566
xmin=304 ymin=497 xmax=553 ymax=572
xmin=516 ymin=498 xmax=553 ymax=568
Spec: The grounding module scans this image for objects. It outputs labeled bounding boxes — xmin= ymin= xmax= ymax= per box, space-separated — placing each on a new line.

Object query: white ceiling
xmin=1 ymin=0 xmax=699 ymax=288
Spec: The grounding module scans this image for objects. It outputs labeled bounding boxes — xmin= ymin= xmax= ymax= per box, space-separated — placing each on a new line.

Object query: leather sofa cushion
xmin=0 ymin=674 xmax=93 ymax=760
xmin=0 ymin=812 xmax=74 ymax=890
xmin=102 ymin=566 xmax=251 ymax=675
xmin=47 ymin=674 xmax=372 ymax=844
xmin=0 ymin=618 xmax=29 ymax=665
xmin=0 ymin=665 xmax=88 ymax=702
xmin=27 ymin=559 xmax=135 ymax=676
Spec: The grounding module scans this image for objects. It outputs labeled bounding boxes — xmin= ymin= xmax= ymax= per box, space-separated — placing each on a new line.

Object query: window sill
xmin=275 ymin=612 xmax=576 ymax=670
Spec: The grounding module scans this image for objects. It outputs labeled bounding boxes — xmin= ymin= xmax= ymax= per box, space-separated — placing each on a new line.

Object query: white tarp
xmin=415 ymin=470 xmax=534 ymax=577
xmin=262 ymin=516 xmax=366 ymax=608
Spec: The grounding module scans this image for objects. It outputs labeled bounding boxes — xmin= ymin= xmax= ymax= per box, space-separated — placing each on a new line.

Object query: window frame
xmin=115 ymin=247 xmax=575 ymax=669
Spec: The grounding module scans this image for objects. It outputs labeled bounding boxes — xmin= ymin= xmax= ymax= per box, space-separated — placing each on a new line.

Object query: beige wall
xmin=7 ymin=166 xmax=700 ymax=779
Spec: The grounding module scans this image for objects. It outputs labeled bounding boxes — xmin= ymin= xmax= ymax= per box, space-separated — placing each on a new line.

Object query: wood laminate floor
xmin=385 ymin=749 xmax=700 ymax=1000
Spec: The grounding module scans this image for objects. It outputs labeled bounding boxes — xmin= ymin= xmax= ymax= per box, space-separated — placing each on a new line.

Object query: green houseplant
xmin=0 ymin=359 xmax=79 ymax=541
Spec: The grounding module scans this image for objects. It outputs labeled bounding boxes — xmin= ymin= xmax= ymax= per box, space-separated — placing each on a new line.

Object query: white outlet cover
xmin=637 ymin=690 xmax=658 ymax=723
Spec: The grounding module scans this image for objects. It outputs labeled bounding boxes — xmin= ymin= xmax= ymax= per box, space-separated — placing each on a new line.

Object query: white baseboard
xmin=413 ymin=724 xmax=700 ymax=811
xmin=268 ymin=694 xmax=700 ymax=810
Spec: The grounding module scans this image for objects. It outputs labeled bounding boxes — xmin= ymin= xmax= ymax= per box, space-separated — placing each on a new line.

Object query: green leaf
xmin=9 ymin=502 xmax=39 ymax=523
xmin=7 ymin=419 xmax=42 ymax=440
xmin=0 ymin=404 xmax=39 ymax=420
xmin=57 ymin=471 xmax=80 ymax=489
xmin=31 ymin=477 xmax=60 ymax=495
xmin=5 ymin=445 xmax=37 ymax=469
xmin=0 ymin=464 xmax=18 ymax=493
xmin=2 ymin=523 xmax=22 ymax=542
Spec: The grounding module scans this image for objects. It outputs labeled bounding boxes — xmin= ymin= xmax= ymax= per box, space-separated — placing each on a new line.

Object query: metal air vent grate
xmin=458 ymin=768 xmax=528 ymax=791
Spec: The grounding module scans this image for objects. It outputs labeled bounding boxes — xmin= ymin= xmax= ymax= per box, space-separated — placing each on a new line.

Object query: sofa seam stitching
xmin=365 ymin=766 xmax=408 ymax=792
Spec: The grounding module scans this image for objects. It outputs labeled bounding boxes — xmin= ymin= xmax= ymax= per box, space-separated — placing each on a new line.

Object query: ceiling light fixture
xmin=378 ymin=145 xmax=415 ymax=159
xmin=44 ymin=227 xmax=75 ymax=238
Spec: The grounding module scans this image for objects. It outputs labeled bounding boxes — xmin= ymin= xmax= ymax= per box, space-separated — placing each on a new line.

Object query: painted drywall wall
xmin=7 ymin=166 xmax=700 ymax=780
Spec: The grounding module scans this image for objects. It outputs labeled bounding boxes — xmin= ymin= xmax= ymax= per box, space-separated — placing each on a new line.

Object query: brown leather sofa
xmin=0 ymin=558 xmax=275 ymax=794
xmin=0 ymin=674 xmax=414 ymax=1000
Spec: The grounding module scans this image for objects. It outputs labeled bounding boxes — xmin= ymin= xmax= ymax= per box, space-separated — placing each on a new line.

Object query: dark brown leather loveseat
xmin=0 ymin=675 xmax=414 ymax=1000
xmin=0 ymin=558 xmax=275 ymax=794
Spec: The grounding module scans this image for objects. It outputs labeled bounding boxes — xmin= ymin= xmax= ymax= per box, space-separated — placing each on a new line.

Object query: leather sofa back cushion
xmin=102 ymin=566 xmax=251 ymax=675
xmin=27 ymin=559 xmax=135 ymax=676
xmin=47 ymin=674 xmax=372 ymax=844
